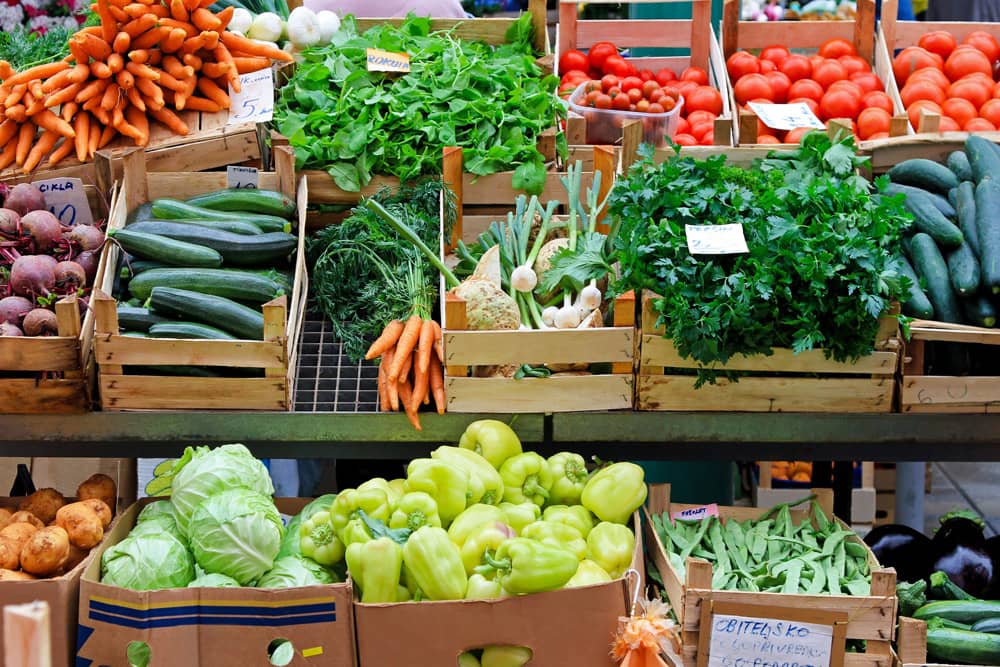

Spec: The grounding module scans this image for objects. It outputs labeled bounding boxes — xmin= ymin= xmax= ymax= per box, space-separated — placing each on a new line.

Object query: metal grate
xmin=293 ymin=308 xmax=380 ymax=413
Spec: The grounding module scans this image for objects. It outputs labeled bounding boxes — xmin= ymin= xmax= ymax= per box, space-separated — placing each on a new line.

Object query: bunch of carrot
xmin=0 ymin=0 xmax=292 ymax=174
xmin=366 ymin=315 xmax=446 ymax=431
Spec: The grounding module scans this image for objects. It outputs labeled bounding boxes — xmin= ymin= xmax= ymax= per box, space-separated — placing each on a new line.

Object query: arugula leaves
xmin=275 ymin=14 xmax=561 ymax=195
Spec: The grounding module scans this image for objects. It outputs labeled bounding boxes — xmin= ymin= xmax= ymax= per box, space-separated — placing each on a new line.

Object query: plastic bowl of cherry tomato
xmin=567 ymin=78 xmax=684 ymax=147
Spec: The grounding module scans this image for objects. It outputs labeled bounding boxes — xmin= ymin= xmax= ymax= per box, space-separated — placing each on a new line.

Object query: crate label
xmin=34 ymin=177 xmax=94 ymax=226
xmin=686 ymin=224 xmax=748 ymax=255
xmin=707 ymin=613 xmax=835 ymax=667
xmin=748 ymin=101 xmax=825 ymax=131
xmin=228 ymin=68 xmax=274 ymax=124
xmin=671 ymin=504 xmax=719 ymax=522
xmin=366 ymin=48 xmax=410 ymax=73
xmin=227 ymin=165 xmax=259 ymax=189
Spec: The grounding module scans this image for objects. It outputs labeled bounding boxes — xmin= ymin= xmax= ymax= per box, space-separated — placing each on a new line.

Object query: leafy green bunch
xmin=608 ymin=131 xmax=911 ymax=384
xmin=275 ymin=13 xmax=562 ymax=195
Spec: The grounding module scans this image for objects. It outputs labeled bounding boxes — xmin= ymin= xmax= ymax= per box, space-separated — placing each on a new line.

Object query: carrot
xmin=183 ymin=0 xmax=200 ymax=10
xmin=366 ymin=320 xmax=405 ymax=360
xmin=126 ymin=61 xmax=159 ymax=80
xmin=213 ymin=43 xmax=237 ymax=89
xmin=74 ymin=112 xmax=90 ymax=162
xmin=182 ymin=52 xmax=202 ymax=70
xmin=377 ymin=352 xmax=389 ymax=412
xmin=148 ymin=106 xmax=188 ymax=135
xmin=162 ymin=56 xmax=193 ymax=80
xmin=221 ymin=31 xmax=293 ymax=62
xmin=232 ymin=56 xmax=270 ymax=74
xmin=117 ymin=69 xmax=135 ymax=90
xmin=429 ymin=355 xmax=446 ymax=414
xmin=95 ymin=0 xmax=117 ymax=42
xmin=200 ymin=62 xmax=230 ymax=79
xmin=108 ymin=4 xmax=128 ymax=22
xmin=195 ymin=77 xmax=229 ymax=109
xmin=201 ymin=30 xmax=219 ymax=51
xmin=22 ymin=129 xmax=58 ymax=173
xmin=398 ymin=380 xmax=421 ymax=431
xmin=5 ymin=105 xmax=26 ymax=123
xmin=169 ymin=0 xmax=188 ymax=21
xmin=67 ymin=63 xmax=91 ymax=86
xmin=0 ymin=120 xmax=17 ymax=148
xmin=96 ymin=119 xmax=115 ymax=147
xmin=410 ymin=359 xmax=429 ymax=415
xmin=147 ymin=50 xmax=163 ymax=66
xmin=132 ymin=26 xmax=168 ymax=50
xmin=79 ymin=26 xmax=104 ymax=37
xmin=88 ymin=117 xmax=101 ymax=157
xmin=75 ymin=78 xmax=108 ymax=103
xmin=81 ymin=33 xmax=112 ymax=61
xmin=41 ymin=69 xmax=72 ymax=93
xmin=383 ymin=347 xmax=398 ymax=411
xmin=191 ymin=7 xmax=221 ymax=31
xmin=108 ymin=53 xmax=125 ymax=74
xmin=135 ymin=77 xmax=164 ymax=107
xmin=43 ymin=83 xmax=83 ymax=109
xmin=431 ymin=320 xmax=444 ymax=363
xmin=0 ymin=136 xmax=17 ymax=171
xmin=114 ymin=110 xmax=143 ymax=145
xmin=162 ymin=27 xmax=188 ymax=54
xmin=82 ymin=96 xmax=102 ymax=113
xmin=47 ymin=137 xmax=75 ymax=167
xmin=388 ymin=315 xmax=422 ymax=383
xmin=414 ymin=317 xmax=435 ymax=375
xmin=28 ymin=80 xmax=43 ymax=101
xmin=124 ymin=2 xmax=155 ymax=18
xmin=0 ymin=60 xmax=13 ymax=80
xmin=100 ymin=82 xmax=120 ymax=110
xmin=112 ymin=31 xmax=131 ymax=54
xmin=33 ymin=109 xmax=76 ymax=138
xmin=140 ymin=90 xmax=164 ymax=111
xmin=174 ymin=75 xmax=195 ymax=110
xmin=121 ymin=14 xmax=157 ymax=37
xmin=91 ymin=61 xmax=113 ymax=79
xmin=197 ymin=0 xmax=216 ymax=7
xmin=178 ymin=95 xmax=218 ymax=113
xmin=3 ymin=84 xmax=26 ymax=108
xmin=24 ymin=92 xmax=44 ymax=116
xmin=215 ymin=6 xmax=234 ymax=31
xmin=61 ymin=101 xmax=79 ymax=123
xmin=128 ymin=49 xmax=150 ymax=64
xmin=179 ymin=33 xmax=206 ymax=55
xmin=69 ymin=40 xmax=89 ymax=66
xmin=126 ymin=84 xmax=145 ymax=111
xmin=125 ymin=105 xmax=149 ymax=146
xmin=3 ymin=62 xmax=69 ymax=88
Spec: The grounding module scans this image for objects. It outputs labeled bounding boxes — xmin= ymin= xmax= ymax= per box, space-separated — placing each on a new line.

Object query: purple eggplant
xmin=930 ymin=513 xmax=993 ymax=598
xmin=864 ymin=524 xmax=934 ymax=583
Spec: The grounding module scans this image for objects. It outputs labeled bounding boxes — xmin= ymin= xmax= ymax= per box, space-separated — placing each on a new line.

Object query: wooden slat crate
xmin=0 ymin=183 xmax=111 ymax=414
xmin=756 ymin=462 xmax=877 ymax=525
xmin=92 ymin=147 xmax=306 ymax=411
xmin=901 ymin=319 xmax=1000 ymax=413
xmin=645 ymin=484 xmax=897 ymax=667
xmin=637 ymin=291 xmax=901 ymax=412
xmin=439 ymin=146 xmax=635 ymax=413
xmin=896 ymin=617 xmax=964 ymax=667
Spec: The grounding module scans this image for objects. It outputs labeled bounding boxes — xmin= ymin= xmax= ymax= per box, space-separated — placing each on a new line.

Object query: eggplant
xmin=931 ymin=513 xmax=993 ymax=598
xmin=864 ymin=524 xmax=934 ymax=583
xmin=985 ymin=536 xmax=1000 ymax=599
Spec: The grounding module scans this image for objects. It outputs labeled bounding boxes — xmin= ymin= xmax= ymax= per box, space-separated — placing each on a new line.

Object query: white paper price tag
xmin=366 ymin=48 xmax=410 ymax=73
xmin=228 ymin=68 xmax=274 ymax=124
xmin=227 ymin=165 xmax=259 ymax=189
xmin=707 ymin=613 xmax=836 ymax=667
xmin=748 ymin=101 xmax=826 ymax=131
xmin=685 ymin=224 xmax=749 ymax=255
xmin=34 ymin=177 xmax=94 ymax=226
xmin=671 ymin=504 xmax=720 ymax=522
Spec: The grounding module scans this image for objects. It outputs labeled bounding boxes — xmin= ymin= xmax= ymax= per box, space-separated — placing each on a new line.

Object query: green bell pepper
xmin=460 ymin=520 xmax=517 ymax=575
xmin=475 ymin=537 xmax=578 ymax=594
xmin=357 ymin=477 xmax=401 ymax=505
xmin=566 ymin=559 xmax=612 ymax=588
xmin=298 ymin=510 xmax=345 ymax=566
xmin=405 ymin=458 xmax=472 ymax=526
xmin=341 ymin=517 xmax=373 ymax=546
xmin=329 ymin=487 xmax=392 ymax=541
xmin=345 ymin=537 xmax=403 ymax=603
xmin=432 ymin=446 xmax=505 ymax=505
xmin=388 ymin=478 xmax=407 ymax=499
xmin=499 ymin=501 xmax=540 ymax=535
xmin=581 ymin=462 xmax=647 ymax=524
xmin=458 ymin=652 xmax=482 ymax=667
xmin=499 ymin=452 xmax=553 ymax=506
xmin=521 ymin=520 xmax=587 ymax=560
xmin=458 ymin=419 xmax=523 ymax=470
xmin=586 ymin=521 xmax=635 ymax=579
xmin=395 ymin=584 xmax=411 ymax=602
xmin=402 ymin=526 xmax=468 ymax=600
xmin=388 ymin=492 xmax=442 ymax=532
xmin=449 ymin=504 xmax=505 ymax=545
xmin=465 ymin=572 xmax=505 ymax=599
xmin=542 ymin=504 xmax=595 ymax=538
xmin=547 ymin=452 xmax=589 ymax=505
xmin=280 ymin=493 xmax=336 ymax=559
xmin=481 ymin=646 xmax=533 ymax=667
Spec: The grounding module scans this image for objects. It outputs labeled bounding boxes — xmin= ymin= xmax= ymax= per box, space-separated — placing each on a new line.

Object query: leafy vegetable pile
xmin=608 ymin=131 xmax=911 ymax=384
xmin=0 ymin=26 xmax=74 ymax=70
xmin=275 ymin=13 xmax=562 ymax=194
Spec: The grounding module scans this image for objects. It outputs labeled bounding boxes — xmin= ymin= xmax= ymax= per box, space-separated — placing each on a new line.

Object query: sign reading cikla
xmin=34 ymin=177 xmax=94 ymax=226
xmin=366 ymin=48 xmax=410 ymax=72
xmin=697 ymin=602 xmax=848 ymax=667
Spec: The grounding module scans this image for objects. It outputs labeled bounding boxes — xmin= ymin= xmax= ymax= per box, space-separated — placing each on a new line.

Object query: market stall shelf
xmin=901 ymin=320 xmax=1000 ymax=413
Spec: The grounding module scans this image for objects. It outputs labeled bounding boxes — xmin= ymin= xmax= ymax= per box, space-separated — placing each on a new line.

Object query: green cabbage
xmin=257 ymin=556 xmax=337 ymax=588
xmin=133 ymin=501 xmax=185 ymax=544
xmin=188 ymin=488 xmax=283 ymax=585
xmin=101 ymin=532 xmax=194 ymax=590
xmin=278 ymin=494 xmax=337 ymax=559
xmin=188 ymin=572 xmax=241 ymax=588
xmin=136 ymin=500 xmax=176 ymax=525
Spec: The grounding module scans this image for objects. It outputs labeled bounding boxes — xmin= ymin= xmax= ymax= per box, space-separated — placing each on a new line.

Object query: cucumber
xmin=927 ymin=627 xmax=1000 ymax=665
xmin=938 ymin=618 xmax=975 ymax=631
xmin=885 ymin=182 xmax=956 ymax=219
xmin=904 ymin=190 xmax=965 ymax=248
xmin=128 ymin=268 xmax=284 ymax=303
xmin=975 ymin=179 xmax=1000 ymax=293
xmin=947 ymin=242 xmax=981 ymax=296
xmin=151 ymin=198 xmax=291 ymax=233
xmin=911 ymin=232 xmax=963 ymax=323
xmin=948 ymin=150 xmax=974 ymax=182
xmin=889 ymin=158 xmax=961 ymax=195
xmin=956 ymin=181 xmax=980 ymax=258
xmin=897 ymin=255 xmax=935 ymax=319
xmin=149 ymin=322 xmax=238 ymax=340
xmin=127 ymin=221 xmax=297 ymax=267
xmin=107 ymin=228 xmax=224 ymax=268
xmin=915 ymin=600 xmax=1000 ymax=624
xmin=971 ymin=618 xmax=1000 ymax=634
xmin=949 ymin=187 xmax=959 ymax=208
xmin=186 ymin=189 xmax=296 ymax=219
xmin=149 ymin=287 xmax=264 ymax=339
xmin=963 ymin=295 xmax=997 ymax=328
xmin=130 ymin=217 xmax=264 ymax=235
xmin=966 ymin=135 xmax=1000 ymax=183
xmin=116 ymin=305 xmax=170 ymax=332
xmin=120 ymin=259 xmax=166 ymax=280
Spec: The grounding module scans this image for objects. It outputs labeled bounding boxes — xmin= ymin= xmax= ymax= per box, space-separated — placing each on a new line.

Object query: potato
xmin=59 ymin=543 xmax=89 ymax=575
xmin=0 ymin=507 xmax=12 ymax=530
xmin=18 ymin=488 xmax=65 ymax=525
xmin=78 ymin=498 xmax=112 ymax=529
xmin=55 ymin=503 xmax=103 ymax=549
xmin=0 ymin=538 xmax=19 ymax=570
xmin=8 ymin=510 xmax=44 ymax=530
xmin=76 ymin=474 xmax=117 ymax=515
xmin=0 ymin=521 xmax=38 ymax=553
xmin=20 ymin=526 xmax=70 ymax=577
xmin=0 ymin=568 xmax=35 ymax=581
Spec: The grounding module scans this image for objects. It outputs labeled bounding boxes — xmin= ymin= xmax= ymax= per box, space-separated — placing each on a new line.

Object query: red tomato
xmin=819 ymin=88 xmax=862 ymax=121
xmin=588 ymin=42 xmax=618 ymax=72
xmin=558 ymin=81 xmax=580 ymax=98
xmin=620 ymin=76 xmax=644 ymax=92
xmin=594 ymin=94 xmax=613 ymax=109
xmin=789 ymin=96 xmax=821 ymax=116
xmin=648 ymin=102 xmax=666 ymax=114
xmin=602 ymin=54 xmax=631 ymax=78
xmin=862 ymin=90 xmax=895 ymax=114
xmin=700 ymin=131 xmax=715 ymax=145
xmin=681 ymin=67 xmax=709 ymax=85
xmin=780 ymin=54 xmax=813 ymax=82
xmin=764 ymin=71 xmax=792 ymax=103
xmin=677 ymin=80 xmax=700 ymax=98
xmin=612 ymin=93 xmax=631 ymax=110
xmin=559 ymin=50 xmax=589 ymax=76
xmin=638 ymin=69 xmax=655 ymax=82
xmin=676 ymin=116 xmax=691 ymax=135
xmin=560 ymin=69 xmax=589 ymax=85
xmin=649 ymin=88 xmax=665 ymax=104
xmin=686 ymin=85 xmax=723 ymax=114
xmin=600 ymin=74 xmax=619 ymax=92
xmin=849 ymin=71 xmax=883 ymax=94
xmin=784 ymin=127 xmax=812 ymax=144
xmin=813 ymin=59 xmax=848 ymax=89
xmin=636 ymin=99 xmax=650 ymax=112
xmin=760 ymin=45 xmax=791 ymax=66
xmin=788 ymin=78 xmax=825 ymax=103
xmin=627 ymin=88 xmax=643 ymax=104
xmin=734 ymin=73 xmax=773 ymax=104
xmin=642 ymin=79 xmax=660 ymax=98
xmin=819 ymin=38 xmax=857 ymax=59
xmin=726 ymin=51 xmax=760 ymax=81
xmin=838 ymin=55 xmax=871 ymax=76
xmin=759 ymin=60 xmax=777 ymax=74
xmin=655 ymin=68 xmax=677 ymax=86
xmin=673 ymin=133 xmax=698 ymax=146
xmin=686 ymin=110 xmax=716 ymax=126
xmin=583 ymin=80 xmax=602 ymax=94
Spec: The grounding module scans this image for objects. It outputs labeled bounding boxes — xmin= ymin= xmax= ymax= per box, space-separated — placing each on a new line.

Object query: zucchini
xmin=120 ymin=259 xmax=166 ymax=280
xmin=130 ymin=216 xmax=264 ymax=236
xmin=151 ymin=198 xmax=291 ymax=233
xmin=915 ymin=600 xmax=1000 ymax=624
xmin=904 ymin=190 xmax=965 ymax=248
xmin=963 ymin=295 xmax=997 ymax=328
xmin=149 ymin=322 xmax=238 ymax=340
xmin=127 ymin=221 xmax=297 ymax=267
xmin=948 ymin=150 xmax=974 ymax=182
xmin=975 ymin=179 xmax=1000 ymax=293
xmin=128 ymin=268 xmax=284 ymax=303
xmin=149 ymin=287 xmax=265 ymax=339
xmin=966 ymin=135 xmax=1000 ymax=183
xmin=889 ymin=158 xmax=961 ymax=195
xmin=116 ymin=305 xmax=170 ymax=332
xmin=947 ymin=242 xmax=981 ymax=296
xmin=186 ymin=188 xmax=295 ymax=219
xmin=911 ymin=232 xmax=963 ymax=323
xmin=931 ymin=571 xmax=980 ymax=601
xmin=971 ymin=618 xmax=1000 ymax=634
xmin=885 ymin=182 xmax=956 ymax=219
xmin=927 ymin=627 xmax=1000 ymax=665
xmin=897 ymin=255 xmax=935 ymax=319
xmin=938 ymin=618 xmax=975 ymax=631
xmin=956 ymin=181 xmax=980 ymax=258
xmin=106 ymin=228 xmax=224 ymax=268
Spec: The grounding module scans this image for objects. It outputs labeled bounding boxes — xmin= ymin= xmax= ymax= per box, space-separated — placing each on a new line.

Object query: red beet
xmin=53 ymin=260 xmax=86 ymax=292
xmin=63 ymin=224 xmax=105 ymax=252
xmin=0 ymin=208 xmax=20 ymax=238
xmin=75 ymin=250 xmax=98 ymax=284
xmin=10 ymin=255 xmax=55 ymax=298
xmin=5 ymin=183 xmax=46 ymax=216
xmin=20 ymin=211 xmax=63 ymax=252
xmin=22 ymin=308 xmax=58 ymax=336
xmin=0 ymin=296 xmax=32 ymax=324
xmin=0 ymin=322 xmax=22 ymax=336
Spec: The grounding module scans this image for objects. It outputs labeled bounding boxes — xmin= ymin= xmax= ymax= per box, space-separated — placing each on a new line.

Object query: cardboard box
xmin=77 ymin=499 xmax=356 ymax=667
xmin=353 ymin=511 xmax=643 ymax=667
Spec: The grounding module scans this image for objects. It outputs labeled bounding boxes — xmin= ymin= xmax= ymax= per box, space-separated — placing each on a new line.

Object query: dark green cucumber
xmin=937 ymin=618 xmax=975 ymax=631
xmin=107 ymin=228 xmax=223 ymax=268
xmin=948 ymin=150 xmax=974 ymax=182
xmin=911 ymin=232 xmax=963 ymax=323
xmin=116 ymin=305 xmax=170 ymax=332
xmin=975 ymin=179 xmax=1000 ymax=293
xmin=885 ymin=182 xmax=956 ymax=219
xmin=949 ymin=187 xmax=959 ymax=208
xmin=947 ymin=243 xmax=981 ymax=296
xmin=889 ymin=158 xmax=961 ymax=195
xmin=131 ymin=217 xmax=264 ymax=235
xmin=963 ymin=295 xmax=997 ymax=328
xmin=897 ymin=255 xmax=935 ymax=319
xmin=120 ymin=259 xmax=166 ymax=280
xmin=127 ymin=221 xmax=297 ymax=267
xmin=151 ymin=198 xmax=291 ymax=233
xmin=971 ymin=618 xmax=1000 ymax=634
xmin=915 ymin=600 xmax=1000 ymax=624
xmin=185 ymin=189 xmax=295 ymax=219
xmin=904 ymin=190 xmax=965 ymax=248
xmin=149 ymin=287 xmax=264 ymax=339
xmin=966 ymin=135 xmax=1000 ymax=184
xmin=149 ymin=322 xmax=237 ymax=340
xmin=927 ymin=627 xmax=1000 ymax=664
xmin=956 ymin=181 xmax=980 ymax=258
xmin=128 ymin=268 xmax=284 ymax=303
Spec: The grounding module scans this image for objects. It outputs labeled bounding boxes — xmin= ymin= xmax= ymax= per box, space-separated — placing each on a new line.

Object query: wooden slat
xmin=100 ymin=376 xmax=288 ymax=410
xmin=0 ymin=337 xmax=80 ymax=372
xmin=909 ymin=322 xmax=1000 ymax=345
xmin=445 ymin=327 xmax=634 ymax=366
xmin=445 ymin=375 xmax=633 ymax=413
xmin=901 ymin=376 xmax=1000 ymax=410
xmin=0 ymin=380 xmax=89 ymax=414
xmin=574 ymin=19 xmax=696 ymax=50
xmin=146 ymin=173 xmax=281 ymax=201
xmin=3 ymin=601 xmax=51 ymax=667
xmin=733 ymin=19 xmax=856 ymax=50
xmin=354 ymin=17 xmax=518 ymax=45
xmin=96 ymin=337 xmax=286 ymax=369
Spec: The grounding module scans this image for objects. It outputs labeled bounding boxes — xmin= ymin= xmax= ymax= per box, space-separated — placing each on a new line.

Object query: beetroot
xmin=5 ymin=183 xmax=46 ymax=216
xmin=0 ymin=208 xmax=20 ymax=238
xmin=0 ymin=322 xmax=22 ymax=336
xmin=10 ymin=255 xmax=55 ymax=298
xmin=20 ymin=211 xmax=63 ymax=252
xmin=63 ymin=224 xmax=105 ymax=252
xmin=0 ymin=296 xmax=32 ymax=325
xmin=22 ymin=308 xmax=58 ymax=336
xmin=74 ymin=250 xmax=98 ymax=284
xmin=54 ymin=260 xmax=86 ymax=292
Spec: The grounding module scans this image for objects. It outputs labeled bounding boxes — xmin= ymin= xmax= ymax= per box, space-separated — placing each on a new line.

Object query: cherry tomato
xmin=639 ymin=69 xmax=655 ymax=81
xmin=585 ymin=90 xmax=602 ymax=105
xmin=594 ymin=94 xmax=613 ymax=109
xmin=642 ymin=79 xmax=660 ymax=99
xmin=648 ymin=102 xmax=665 ymax=114
xmin=560 ymin=69 xmax=589 ymax=86
xmin=559 ymin=50 xmax=590 ymax=76
xmin=607 ymin=86 xmax=622 ymax=98
xmin=649 ymin=88 xmax=665 ymax=104
xmin=612 ymin=93 xmax=631 ymax=110
xmin=655 ymin=68 xmax=677 ymax=86
xmin=583 ymin=80 xmax=602 ymax=94
xmin=601 ymin=74 xmax=619 ymax=92
xmin=619 ymin=76 xmax=643 ymax=92
xmin=603 ymin=54 xmax=631 ymax=78
xmin=627 ymin=88 xmax=643 ymax=104
xmin=661 ymin=97 xmax=676 ymax=111
xmin=588 ymin=42 xmax=618 ymax=72
xmin=636 ymin=99 xmax=650 ymax=112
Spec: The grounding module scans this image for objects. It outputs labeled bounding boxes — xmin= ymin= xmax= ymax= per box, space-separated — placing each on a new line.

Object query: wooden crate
xmin=756 ymin=462 xmax=877 ymax=525
xmin=896 ymin=617 xmax=968 ymax=667
xmin=0 ymin=183 xmax=112 ymax=414
xmin=645 ymin=483 xmax=897 ymax=667
xmin=636 ymin=291 xmax=901 ymax=412
xmin=439 ymin=146 xmax=635 ymax=413
xmin=92 ymin=147 xmax=307 ymax=411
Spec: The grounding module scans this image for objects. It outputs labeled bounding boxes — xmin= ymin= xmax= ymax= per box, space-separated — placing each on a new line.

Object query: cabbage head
xmin=137 ymin=500 xmax=177 ymax=525
xmin=257 ymin=556 xmax=337 ymax=589
xmin=188 ymin=572 xmax=241 ymax=588
xmin=101 ymin=531 xmax=194 ymax=590
xmin=278 ymin=494 xmax=337 ymax=559
xmin=188 ymin=488 xmax=283 ymax=585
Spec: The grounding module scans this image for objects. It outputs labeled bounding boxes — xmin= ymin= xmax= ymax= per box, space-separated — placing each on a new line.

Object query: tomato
xmin=660 ymin=96 xmax=677 ymax=111
xmin=681 ymin=67 xmax=709 ymax=85
xmin=900 ymin=79 xmax=947 ymax=107
xmin=893 ymin=47 xmax=942 ymax=87
xmin=686 ymin=110 xmax=716 ymax=126
xmin=788 ymin=78 xmax=824 ymax=103
xmin=963 ymin=30 xmax=1000 ymax=63
xmin=828 ymin=79 xmax=864 ymax=99
xmin=819 ymin=38 xmax=857 ymax=59
xmin=908 ymin=66 xmax=950 ymax=90
xmin=602 ymin=54 xmax=631 ymax=78
xmin=612 ymin=93 xmax=632 ymax=111
xmin=919 ymin=31 xmax=958 ymax=60
xmin=764 ymin=71 xmax=791 ymax=103
xmin=561 ymin=69 xmax=589 ymax=85
xmin=948 ymin=78 xmax=992 ymax=109
xmin=649 ymin=88 xmax=665 ymax=104
xmin=700 ymin=131 xmax=715 ymax=145
xmin=942 ymin=97 xmax=978 ymax=128
xmin=784 ymin=127 xmax=812 ymax=144
xmin=838 ymin=55 xmax=871 ymax=76
xmin=937 ymin=116 xmax=961 ymax=131
xmin=734 ymin=73 xmax=773 ymax=104
xmin=779 ymin=54 xmax=813 ymax=82
xmin=587 ymin=42 xmax=618 ymax=72
xmin=627 ymin=88 xmax=643 ymax=104
xmin=648 ymin=102 xmax=666 ymax=114
xmin=594 ymin=94 xmax=613 ymax=109
xmin=813 ymin=59 xmax=848 ymax=89
xmin=638 ymin=69 xmax=655 ymax=82
xmin=857 ymin=107 xmax=891 ymax=139
xmin=635 ymin=99 xmax=650 ymax=112
xmin=620 ymin=76 xmax=644 ymax=92
xmin=675 ymin=116 xmax=691 ymax=134
xmin=677 ymin=80 xmax=699 ymax=98
xmin=868 ymin=131 xmax=891 ymax=139
xmin=558 ymin=81 xmax=580 ymax=98
xmin=907 ymin=100 xmax=942 ymax=129
xmin=965 ymin=117 xmax=997 ymax=132
xmin=585 ymin=89 xmax=602 ymax=106
xmin=862 ymin=90 xmax=894 ymax=114
xmin=945 ymin=46 xmax=993 ymax=82
xmin=673 ymin=133 xmax=698 ymax=146
xmin=757 ymin=134 xmax=782 ymax=144
xmin=685 ymin=85 xmax=723 ymax=114
xmin=689 ymin=120 xmax=713 ymax=140
xmin=759 ymin=60 xmax=777 ymax=74
xmin=607 ymin=86 xmax=622 ymax=98
xmin=789 ymin=96 xmax=820 ymax=116
xmin=760 ymin=45 xmax=791 ymax=66
xmin=980 ymin=98 xmax=1000 ymax=127
xmin=642 ymin=79 xmax=660 ymax=98
xmin=655 ymin=68 xmax=677 ymax=86
xmin=819 ymin=88 xmax=861 ymax=121
xmin=559 ymin=50 xmax=590 ymax=76
xmin=600 ymin=74 xmax=619 ymax=92
xmin=849 ymin=71 xmax=883 ymax=94
xmin=726 ymin=51 xmax=760 ymax=81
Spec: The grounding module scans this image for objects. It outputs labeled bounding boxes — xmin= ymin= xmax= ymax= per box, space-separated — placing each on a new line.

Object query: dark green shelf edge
xmin=0 ymin=412 xmax=997 ymax=461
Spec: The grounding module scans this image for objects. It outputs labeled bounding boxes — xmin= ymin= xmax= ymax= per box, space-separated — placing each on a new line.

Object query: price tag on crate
xmin=228 ymin=68 xmax=274 ymax=124
xmin=685 ymin=224 xmax=748 ymax=255
xmin=748 ymin=101 xmax=826 ymax=131
xmin=227 ymin=165 xmax=259 ymax=189
xmin=34 ymin=177 xmax=94 ymax=226
xmin=366 ymin=48 xmax=410 ymax=73
xmin=671 ymin=504 xmax=720 ymax=522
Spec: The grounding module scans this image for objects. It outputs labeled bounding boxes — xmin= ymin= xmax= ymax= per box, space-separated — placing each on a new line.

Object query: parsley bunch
xmin=609 ymin=132 xmax=910 ymax=384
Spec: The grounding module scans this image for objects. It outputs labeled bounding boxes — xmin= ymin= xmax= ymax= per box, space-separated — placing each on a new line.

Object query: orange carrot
xmin=61 ymin=101 xmax=79 ymax=123
xmin=148 ymin=106 xmax=188 ymax=135
xmin=3 ymin=84 xmax=26 ymax=108
xmin=162 ymin=56 xmax=193 ymax=80
xmin=169 ymin=0 xmax=188 ymax=21
xmin=178 ymin=95 xmax=218 ymax=112
xmin=48 ymin=137 xmax=75 ymax=167
xmin=410 ymin=359 xmax=429 ymax=414
xmin=0 ymin=120 xmax=17 ymax=148
xmin=431 ymin=320 xmax=444 ymax=363
xmin=22 ymin=129 xmax=58 ymax=173
xmin=28 ymin=80 xmax=44 ymax=101
xmin=0 ymin=60 xmax=13 ymax=80
xmin=200 ymin=62 xmax=229 ymax=79
xmin=183 ymin=0 xmax=200 ymax=10
xmin=43 ymin=83 xmax=83 ymax=109
xmin=82 ymin=96 xmax=101 ymax=113
xmin=365 ymin=320 xmax=405 ymax=360
xmin=377 ymin=353 xmax=389 ymax=412
xmin=24 ymin=92 xmax=44 ymax=116
xmin=126 ymin=61 xmax=159 ymax=80
xmin=41 ymin=69 xmax=72 ymax=93
xmin=232 ymin=56 xmax=270 ymax=74
xmin=88 ymin=117 xmax=101 ymax=157
xmin=81 ymin=33 xmax=112 ymax=61
xmin=121 ymin=14 xmax=157 ymax=38
xmin=398 ymin=351 xmax=413 ymax=389
xmin=117 ymin=69 xmax=135 ymax=90
xmin=161 ymin=27 xmax=187 ymax=53
xmin=74 ymin=112 xmax=90 ymax=162
xmin=399 ymin=379 xmax=421 ymax=431
xmin=95 ymin=0 xmax=116 ymax=42
xmin=132 ymin=26 xmax=168 ymax=50
xmin=415 ymin=318 xmax=434 ymax=375
xmin=33 ymin=109 xmax=76 ymax=138
xmin=128 ymin=49 xmax=150 ymax=64
xmin=0 ymin=136 xmax=17 ymax=171
xmin=124 ymin=2 xmax=156 ymax=18
xmin=125 ymin=85 xmax=145 ymax=111
xmin=114 ymin=110 xmax=144 ymax=145
xmin=67 ymin=63 xmax=91 ymax=85
xmin=215 ymin=6 xmax=234 ymax=30
xmin=100 ymin=82 xmax=120 ymax=111
xmin=213 ymin=43 xmax=237 ymax=89
xmin=125 ymin=105 xmax=149 ymax=145
xmin=3 ymin=62 xmax=69 ymax=88
xmin=146 ymin=50 xmax=163 ymax=66
xmin=108 ymin=4 xmax=128 ymax=22
xmin=182 ymin=52 xmax=202 ymax=70
xmin=429 ymin=355 xmax=445 ymax=414
xmin=179 ymin=33 xmax=206 ymax=55
xmin=191 ymin=7 xmax=221 ymax=31
xmin=201 ymin=29 xmax=219 ymax=51
xmin=5 ymin=105 xmax=27 ymax=123
xmin=383 ymin=347 xmax=398 ymax=411
xmin=135 ymin=77 xmax=164 ymax=107
xmin=98 ymin=121 xmax=116 ymax=148
xmin=221 ymin=31 xmax=293 ymax=62
xmin=69 ymin=39 xmax=89 ymax=65
xmin=150 ymin=68 xmax=185 ymax=92
xmin=79 ymin=26 xmax=104 ymax=37
xmin=113 ymin=31 xmax=131 ymax=54
xmin=197 ymin=0 xmax=215 ymax=7
xmin=91 ymin=61 xmax=113 ymax=79
xmin=174 ymin=75 xmax=195 ymax=110
xmin=140 ymin=90 xmax=164 ymax=111
xmin=388 ymin=315 xmax=422 ymax=383
xmin=108 ymin=53 xmax=125 ymax=74
xmin=195 ymin=77 xmax=229 ymax=109
xmin=76 ymin=78 xmax=108 ymax=103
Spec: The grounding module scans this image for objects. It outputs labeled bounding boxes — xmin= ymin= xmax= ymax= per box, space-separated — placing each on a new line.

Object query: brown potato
xmin=0 ymin=538 xmax=19 ymax=570
xmin=55 ymin=503 xmax=103 ymax=549
xmin=0 ymin=521 xmax=38 ymax=553
xmin=0 ymin=507 xmax=12 ymax=530
xmin=77 ymin=474 xmax=117 ymax=515
xmin=58 ymin=543 xmax=89 ymax=575
xmin=20 ymin=526 xmax=70 ymax=577
xmin=78 ymin=498 xmax=112 ymax=529
xmin=0 ymin=568 xmax=35 ymax=581
xmin=8 ymin=510 xmax=44 ymax=530
xmin=18 ymin=488 xmax=66 ymax=525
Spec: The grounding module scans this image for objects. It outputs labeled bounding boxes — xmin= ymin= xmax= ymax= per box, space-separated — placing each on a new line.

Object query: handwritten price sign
xmin=227 ymin=165 xmax=259 ymax=189
xmin=748 ymin=101 xmax=826 ymax=131
xmin=685 ymin=224 xmax=749 ymax=255
xmin=34 ymin=177 xmax=94 ymax=226
xmin=228 ymin=68 xmax=274 ymax=125
xmin=366 ymin=48 xmax=410 ymax=73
